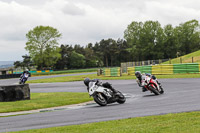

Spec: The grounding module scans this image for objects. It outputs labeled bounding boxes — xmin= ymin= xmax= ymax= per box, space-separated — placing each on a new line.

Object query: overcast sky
xmin=0 ymin=0 xmax=200 ymax=61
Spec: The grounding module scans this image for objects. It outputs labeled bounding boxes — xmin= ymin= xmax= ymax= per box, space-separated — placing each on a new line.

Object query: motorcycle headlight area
xmin=93 ymin=86 xmax=98 ymax=90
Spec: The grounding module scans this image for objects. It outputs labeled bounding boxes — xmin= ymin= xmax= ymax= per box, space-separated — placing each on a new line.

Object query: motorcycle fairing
xmin=24 ymin=73 xmax=29 ymax=78
xmin=89 ymin=82 xmax=112 ymax=97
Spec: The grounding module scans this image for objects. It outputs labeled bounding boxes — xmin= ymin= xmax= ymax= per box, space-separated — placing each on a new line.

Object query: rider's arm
xmin=93 ymin=79 xmax=102 ymax=86
xmin=136 ymin=79 xmax=142 ymax=87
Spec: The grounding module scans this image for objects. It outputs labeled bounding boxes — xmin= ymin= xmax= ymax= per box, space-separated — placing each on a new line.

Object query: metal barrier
xmin=98 ymin=67 xmax=121 ymax=77
xmin=127 ymin=63 xmax=200 ymax=75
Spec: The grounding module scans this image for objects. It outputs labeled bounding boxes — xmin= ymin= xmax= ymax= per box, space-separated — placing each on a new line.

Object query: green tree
xmin=25 ymin=26 xmax=62 ymax=70
xmin=84 ymin=43 xmax=98 ymax=67
xmin=124 ymin=21 xmax=143 ymax=61
xmin=55 ymin=44 xmax=73 ymax=70
xmin=124 ymin=21 xmax=164 ymax=61
xmin=116 ymin=39 xmax=131 ymax=62
xmin=163 ymin=24 xmax=177 ymax=58
xmin=14 ymin=55 xmax=34 ymax=70
xmin=99 ymin=39 xmax=116 ymax=67
xmin=21 ymin=55 xmax=34 ymax=70
xmin=69 ymin=51 xmax=85 ymax=68
xmin=174 ymin=20 xmax=200 ymax=55
xmin=14 ymin=61 xmax=22 ymax=68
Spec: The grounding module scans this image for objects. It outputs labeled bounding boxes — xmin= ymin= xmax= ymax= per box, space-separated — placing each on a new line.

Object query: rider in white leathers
xmin=135 ymin=71 xmax=161 ymax=92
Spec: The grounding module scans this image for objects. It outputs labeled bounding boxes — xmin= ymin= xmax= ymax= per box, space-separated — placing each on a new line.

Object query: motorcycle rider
xmin=21 ymin=69 xmax=31 ymax=77
xmin=20 ymin=69 xmax=31 ymax=82
xmin=84 ymin=78 xmax=120 ymax=96
xmin=135 ymin=71 xmax=161 ymax=92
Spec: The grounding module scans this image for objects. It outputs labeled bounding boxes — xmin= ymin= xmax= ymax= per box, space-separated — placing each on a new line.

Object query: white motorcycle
xmin=88 ymin=81 xmax=126 ymax=106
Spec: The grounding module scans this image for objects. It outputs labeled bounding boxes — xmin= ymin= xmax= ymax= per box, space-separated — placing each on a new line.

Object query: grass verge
xmin=8 ymin=111 xmax=200 ymax=133
xmin=27 ymin=73 xmax=200 ymax=83
xmin=162 ymin=50 xmax=200 ymax=64
xmin=31 ymin=68 xmax=97 ymax=76
xmin=0 ymin=92 xmax=92 ymax=113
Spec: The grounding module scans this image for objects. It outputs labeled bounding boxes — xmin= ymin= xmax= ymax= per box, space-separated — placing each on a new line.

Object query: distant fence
xmin=121 ymin=59 xmax=170 ymax=73
xmin=13 ymin=70 xmax=53 ymax=74
xmin=121 ymin=57 xmax=200 ymax=73
xmin=0 ymin=70 xmax=54 ymax=79
xmin=127 ymin=63 xmax=200 ymax=75
xmin=98 ymin=67 xmax=121 ymax=77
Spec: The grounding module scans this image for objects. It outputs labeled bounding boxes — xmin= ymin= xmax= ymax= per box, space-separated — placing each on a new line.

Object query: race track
xmin=0 ymin=78 xmax=200 ymax=132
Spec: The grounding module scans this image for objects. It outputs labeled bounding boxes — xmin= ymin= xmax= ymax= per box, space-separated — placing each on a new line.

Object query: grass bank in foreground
xmin=0 ymin=92 xmax=92 ymax=113
xmin=9 ymin=111 xmax=200 ymax=133
xmin=27 ymin=73 xmax=200 ymax=83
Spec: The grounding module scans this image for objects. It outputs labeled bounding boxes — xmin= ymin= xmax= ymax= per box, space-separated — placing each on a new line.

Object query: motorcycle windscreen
xmin=89 ymin=82 xmax=97 ymax=95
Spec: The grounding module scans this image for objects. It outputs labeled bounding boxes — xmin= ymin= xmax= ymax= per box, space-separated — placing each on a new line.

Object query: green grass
xmin=9 ymin=111 xmax=200 ymax=133
xmin=163 ymin=50 xmax=200 ymax=64
xmin=31 ymin=68 xmax=98 ymax=76
xmin=0 ymin=92 xmax=92 ymax=113
xmin=27 ymin=73 xmax=200 ymax=83
xmin=27 ymin=74 xmax=133 ymax=83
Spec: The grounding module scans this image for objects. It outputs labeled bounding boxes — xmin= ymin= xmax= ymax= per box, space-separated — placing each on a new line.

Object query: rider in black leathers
xmin=84 ymin=78 xmax=120 ymax=96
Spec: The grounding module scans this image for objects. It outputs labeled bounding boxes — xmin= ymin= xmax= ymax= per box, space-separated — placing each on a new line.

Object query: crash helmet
xmin=25 ymin=69 xmax=29 ymax=72
xmin=84 ymin=78 xmax=90 ymax=86
xmin=135 ymin=71 xmax=142 ymax=79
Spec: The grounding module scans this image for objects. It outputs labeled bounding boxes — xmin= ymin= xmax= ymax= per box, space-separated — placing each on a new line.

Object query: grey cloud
xmin=1 ymin=0 xmax=200 ymax=61
xmin=62 ymin=2 xmax=85 ymax=16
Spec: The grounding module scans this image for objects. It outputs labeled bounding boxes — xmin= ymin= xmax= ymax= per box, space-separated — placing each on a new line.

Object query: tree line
xmin=14 ymin=19 xmax=200 ymax=70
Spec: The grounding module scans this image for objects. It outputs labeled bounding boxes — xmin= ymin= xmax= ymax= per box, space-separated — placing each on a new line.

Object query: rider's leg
xmin=102 ymin=82 xmax=118 ymax=94
xmin=142 ymin=86 xmax=147 ymax=92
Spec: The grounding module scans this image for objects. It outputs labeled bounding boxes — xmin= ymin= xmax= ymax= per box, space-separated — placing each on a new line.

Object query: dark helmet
xmin=135 ymin=71 xmax=142 ymax=78
xmin=84 ymin=78 xmax=90 ymax=86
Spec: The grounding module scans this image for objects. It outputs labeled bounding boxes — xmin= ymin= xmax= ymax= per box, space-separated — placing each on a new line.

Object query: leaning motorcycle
xmin=88 ymin=81 xmax=126 ymax=106
xmin=142 ymin=75 xmax=164 ymax=95
xmin=19 ymin=73 xmax=29 ymax=84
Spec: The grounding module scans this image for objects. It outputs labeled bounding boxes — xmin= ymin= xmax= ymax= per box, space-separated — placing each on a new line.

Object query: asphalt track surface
xmin=0 ymin=76 xmax=200 ymax=132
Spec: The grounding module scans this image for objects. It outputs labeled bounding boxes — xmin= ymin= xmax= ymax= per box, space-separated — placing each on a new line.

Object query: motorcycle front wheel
xmin=116 ymin=91 xmax=126 ymax=104
xmin=148 ymin=86 xmax=160 ymax=95
xmin=159 ymin=86 xmax=164 ymax=94
xmin=93 ymin=93 xmax=107 ymax=106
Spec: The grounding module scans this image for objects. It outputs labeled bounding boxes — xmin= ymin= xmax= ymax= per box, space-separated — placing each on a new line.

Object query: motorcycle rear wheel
xmin=93 ymin=93 xmax=107 ymax=106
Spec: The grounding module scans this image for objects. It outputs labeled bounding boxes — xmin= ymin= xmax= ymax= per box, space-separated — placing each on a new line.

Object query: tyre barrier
xmin=0 ymin=84 xmax=30 ymax=102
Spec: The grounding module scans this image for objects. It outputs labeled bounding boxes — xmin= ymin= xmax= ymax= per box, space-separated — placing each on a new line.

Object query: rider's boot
xmin=102 ymin=82 xmax=122 ymax=97
xmin=142 ymin=86 xmax=147 ymax=92
xmin=110 ymin=87 xmax=122 ymax=97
